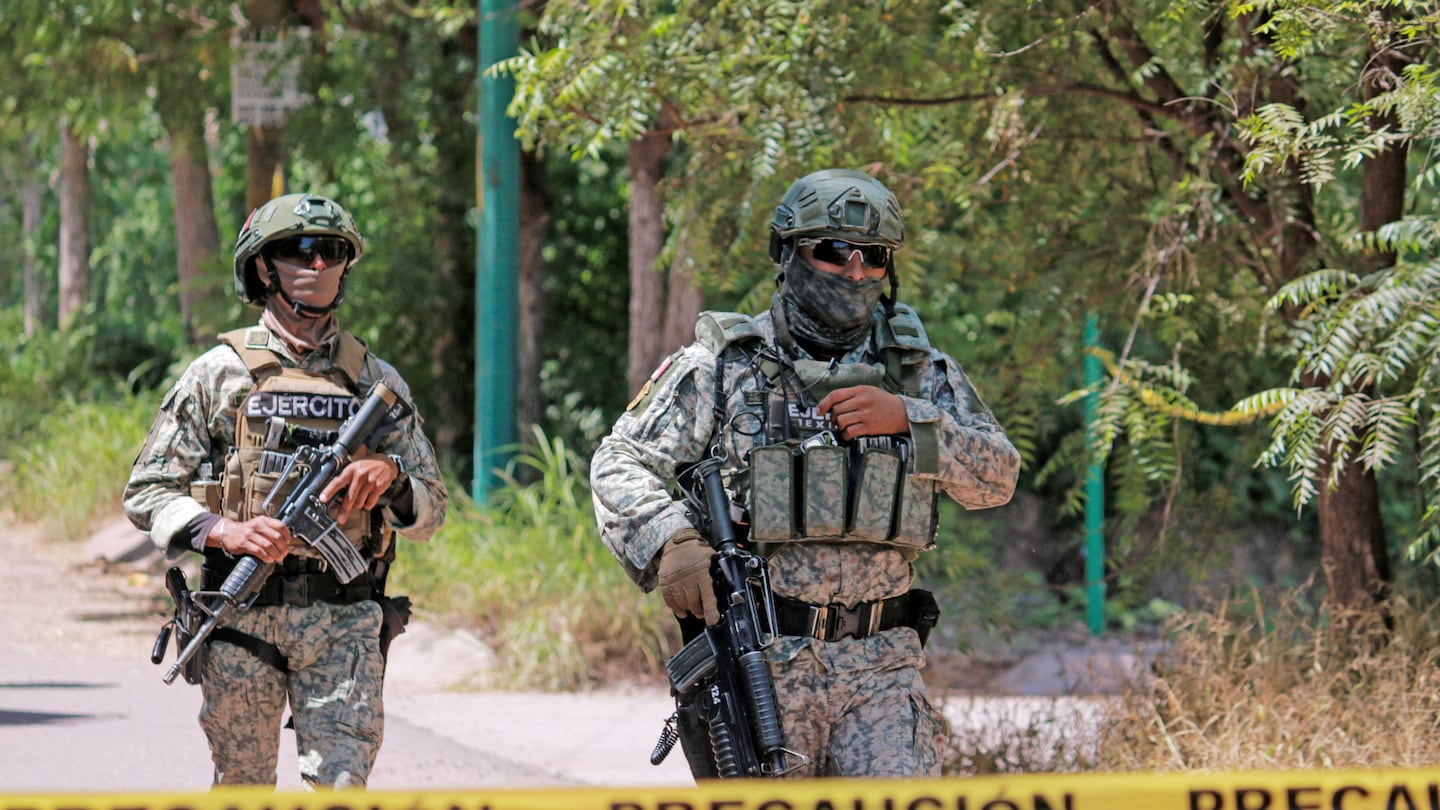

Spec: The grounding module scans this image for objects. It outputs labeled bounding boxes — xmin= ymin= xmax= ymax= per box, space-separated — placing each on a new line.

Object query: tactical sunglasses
xmin=804 ymin=238 xmax=892 ymax=269
xmin=272 ymin=235 xmax=351 ymax=266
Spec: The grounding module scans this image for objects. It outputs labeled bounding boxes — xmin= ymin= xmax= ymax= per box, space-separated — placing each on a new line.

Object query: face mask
xmin=777 ymin=256 xmax=884 ymax=354
xmin=270 ymin=257 xmax=346 ymax=311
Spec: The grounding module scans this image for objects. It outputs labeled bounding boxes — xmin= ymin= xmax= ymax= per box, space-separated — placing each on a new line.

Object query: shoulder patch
xmin=626 ymin=353 xmax=679 ymax=413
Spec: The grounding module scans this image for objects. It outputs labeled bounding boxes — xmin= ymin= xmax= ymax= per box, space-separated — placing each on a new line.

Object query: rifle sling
xmin=208 ymin=627 xmax=289 ymax=674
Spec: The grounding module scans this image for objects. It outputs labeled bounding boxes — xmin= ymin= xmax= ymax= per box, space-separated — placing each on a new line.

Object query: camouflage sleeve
xmin=589 ymin=343 xmax=719 ymax=590
xmin=122 ymin=358 xmax=228 ymax=552
xmin=366 ymin=358 xmax=448 ymax=542
xmin=901 ymin=349 xmax=1021 ymax=510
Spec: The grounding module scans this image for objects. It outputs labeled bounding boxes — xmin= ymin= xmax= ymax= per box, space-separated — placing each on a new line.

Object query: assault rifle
xmin=650 ymin=457 xmax=807 ymax=778
xmin=154 ymin=381 xmax=411 ymax=685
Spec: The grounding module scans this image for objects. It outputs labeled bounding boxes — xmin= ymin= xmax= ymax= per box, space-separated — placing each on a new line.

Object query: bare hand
xmin=320 ymin=456 xmax=400 ymax=523
xmin=816 ymin=385 xmax=910 ymax=440
xmin=212 ymin=516 xmax=291 ymax=564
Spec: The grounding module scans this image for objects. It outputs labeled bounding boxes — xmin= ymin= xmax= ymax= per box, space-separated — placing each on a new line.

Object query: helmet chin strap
xmin=882 ymin=261 xmax=897 ymax=317
xmin=262 ymin=254 xmax=349 ymax=317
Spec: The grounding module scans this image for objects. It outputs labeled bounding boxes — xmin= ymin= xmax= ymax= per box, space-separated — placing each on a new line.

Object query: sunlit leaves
xmin=1250 ymin=241 xmax=1440 ymax=562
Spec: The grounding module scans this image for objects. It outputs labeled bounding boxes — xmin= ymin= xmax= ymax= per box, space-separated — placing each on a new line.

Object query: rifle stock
xmin=159 ymin=382 xmax=409 ymax=685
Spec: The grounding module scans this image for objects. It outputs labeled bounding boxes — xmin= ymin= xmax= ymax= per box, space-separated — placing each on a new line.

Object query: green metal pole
xmin=474 ymin=0 xmax=520 ymax=503
xmin=1084 ymin=313 xmax=1106 ymax=635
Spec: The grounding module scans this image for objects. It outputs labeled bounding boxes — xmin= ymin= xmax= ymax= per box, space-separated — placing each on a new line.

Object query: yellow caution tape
xmin=6 ymin=767 xmax=1440 ymax=810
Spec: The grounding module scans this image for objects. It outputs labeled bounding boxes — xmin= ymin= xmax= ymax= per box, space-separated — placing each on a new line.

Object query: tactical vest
xmin=208 ymin=327 xmax=390 ymax=561
xmin=696 ymin=306 xmax=941 ymax=551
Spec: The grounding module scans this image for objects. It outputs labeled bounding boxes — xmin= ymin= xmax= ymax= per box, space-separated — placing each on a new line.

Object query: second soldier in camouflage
xmin=591 ymin=168 xmax=1021 ymax=778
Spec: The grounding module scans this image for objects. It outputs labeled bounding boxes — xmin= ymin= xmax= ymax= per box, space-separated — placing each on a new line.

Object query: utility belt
xmin=772 ymin=589 xmax=940 ymax=645
xmin=202 ymin=553 xmax=376 ymax=607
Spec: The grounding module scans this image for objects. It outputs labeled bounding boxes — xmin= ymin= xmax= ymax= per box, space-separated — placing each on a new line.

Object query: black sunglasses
xmin=807 ymin=239 xmax=892 ymax=269
xmin=272 ymin=235 xmax=351 ymax=266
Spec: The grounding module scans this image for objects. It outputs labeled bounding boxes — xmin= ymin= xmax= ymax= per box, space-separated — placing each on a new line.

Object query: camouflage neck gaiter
xmin=262 ymin=302 xmax=339 ymax=355
xmin=775 ymin=256 xmax=883 ymax=355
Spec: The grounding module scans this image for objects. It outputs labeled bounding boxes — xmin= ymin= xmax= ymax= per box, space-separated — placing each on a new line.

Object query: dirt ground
xmin=1 ymin=515 xmax=169 ymax=661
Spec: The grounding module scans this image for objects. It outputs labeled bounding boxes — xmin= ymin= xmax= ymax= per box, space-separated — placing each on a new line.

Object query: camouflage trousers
xmin=198 ymin=599 xmax=385 ymax=788
xmin=770 ymin=628 xmax=949 ymax=778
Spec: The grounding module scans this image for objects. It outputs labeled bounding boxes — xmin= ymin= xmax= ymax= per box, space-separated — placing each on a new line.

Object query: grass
xmin=1091 ymin=588 xmax=1440 ymax=773
xmin=387 ymin=427 xmax=678 ymax=691
xmin=3 ymin=390 xmax=161 ymax=540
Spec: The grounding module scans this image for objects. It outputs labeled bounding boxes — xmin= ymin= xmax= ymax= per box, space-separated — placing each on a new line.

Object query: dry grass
xmin=1093 ymin=588 xmax=1440 ymax=772
xmin=940 ymin=587 xmax=1440 ymax=776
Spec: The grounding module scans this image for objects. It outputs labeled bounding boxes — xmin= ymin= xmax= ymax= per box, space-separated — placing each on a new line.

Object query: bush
xmin=1095 ymin=586 xmax=1440 ymax=771
xmin=390 ymin=427 xmax=677 ymax=690
xmin=3 ymin=391 xmax=160 ymax=539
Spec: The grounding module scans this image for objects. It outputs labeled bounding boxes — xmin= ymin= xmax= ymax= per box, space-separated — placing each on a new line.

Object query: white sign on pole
xmin=231 ymin=27 xmax=311 ymax=126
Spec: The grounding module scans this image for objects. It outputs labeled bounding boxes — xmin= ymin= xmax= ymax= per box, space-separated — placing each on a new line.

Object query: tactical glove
xmin=657 ymin=528 xmax=719 ymax=625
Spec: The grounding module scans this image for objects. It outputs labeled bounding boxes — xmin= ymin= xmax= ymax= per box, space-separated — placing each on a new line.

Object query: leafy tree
xmin=502 ymin=0 xmax=1440 ymax=618
xmin=1232 ymin=1 xmax=1440 ymax=616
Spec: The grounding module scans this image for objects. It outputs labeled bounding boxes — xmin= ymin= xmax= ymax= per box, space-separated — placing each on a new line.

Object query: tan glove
xmin=657 ymin=528 xmax=719 ymax=625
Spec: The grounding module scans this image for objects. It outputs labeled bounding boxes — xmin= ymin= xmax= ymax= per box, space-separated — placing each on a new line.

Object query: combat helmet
xmin=768 ymin=169 xmax=905 ymax=264
xmin=233 ymin=193 xmax=364 ymax=308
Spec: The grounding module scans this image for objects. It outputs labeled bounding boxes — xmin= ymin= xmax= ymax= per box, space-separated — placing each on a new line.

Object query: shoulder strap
xmin=218 ymin=327 xmax=369 ymax=391
xmin=694 ymin=311 xmax=762 ymax=354
xmin=695 ymin=310 xmax=788 ymax=384
xmin=874 ymin=304 xmax=933 ymax=396
xmin=332 ymin=332 xmax=369 ymax=388
xmin=219 ymin=327 xmax=283 ymax=378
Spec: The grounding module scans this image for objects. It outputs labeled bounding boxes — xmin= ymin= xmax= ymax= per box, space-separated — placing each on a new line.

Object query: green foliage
xmin=537 ymin=153 xmax=633 ymax=448
xmin=390 ymin=427 xmax=675 ymax=690
xmin=1246 ymin=225 xmax=1440 ymax=562
xmin=3 ymin=391 xmax=159 ymax=540
xmin=17 ymin=0 xmax=1440 ymax=700
xmin=0 ymin=306 xmax=176 ymax=450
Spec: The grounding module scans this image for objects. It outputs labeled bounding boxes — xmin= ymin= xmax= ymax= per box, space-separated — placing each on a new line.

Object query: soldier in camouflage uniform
xmin=591 ymin=169 xmax=1021 ymax=778
xmin=123 ymin=193 xmax=447 ymax=788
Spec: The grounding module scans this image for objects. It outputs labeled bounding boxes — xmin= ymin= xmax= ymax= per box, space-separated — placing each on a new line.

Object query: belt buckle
xmin=821 ymin=602 xmax=885 ymax=641
xmin=808 ymin=605 xmax=831 ymax=640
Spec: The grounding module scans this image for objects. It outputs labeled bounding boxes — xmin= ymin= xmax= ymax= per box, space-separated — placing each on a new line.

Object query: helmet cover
xmin=769 ymin=169 xmax=905 ymax=257
xmin=233 ymin=193 xmax=364 ymax=306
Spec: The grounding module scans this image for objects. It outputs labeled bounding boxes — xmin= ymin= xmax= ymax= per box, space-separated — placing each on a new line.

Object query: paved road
xmin=0 ymin=644 xmax=694 ymax=791
xmin=0 ymin=519 xmax=694 ymax=792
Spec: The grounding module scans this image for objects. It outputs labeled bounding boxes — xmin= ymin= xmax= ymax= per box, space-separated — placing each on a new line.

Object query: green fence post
xmin=1084 ymin=313 xmax=1105 ymax=635
xmin=473 ymin=0 xmax=520 ymax=503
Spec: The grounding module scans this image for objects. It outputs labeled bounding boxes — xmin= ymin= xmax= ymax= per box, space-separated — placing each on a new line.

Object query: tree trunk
xmin=246 ymin=126 xmax=286 ymax=212
xmin=1314 ymin=35 xmax=1412 ymax=619
xmin=242 ymin=0 xmax=296 ymax=210
xmin=1316 ymin=465 xmax=1390 ymax=613
xmin=423 ymin=31 xmax=478 ymax=469
xmin=625 ymin=126 xmax=672 ymax=396
xmin=518 ymin=150 xmax=551 ymax=436
xmin=162 ymin=112 xmax=222 ymax=343
xmin=57 ymin=126 xmax=90 ymax=330
xmin=661 ymin=232 xmax=703 ymax=355
xmin=21 ymin=156 xmax=43 ymax=337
